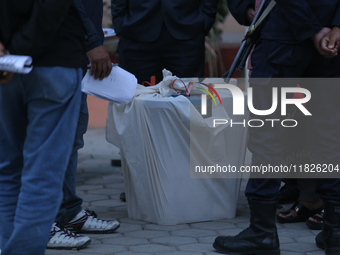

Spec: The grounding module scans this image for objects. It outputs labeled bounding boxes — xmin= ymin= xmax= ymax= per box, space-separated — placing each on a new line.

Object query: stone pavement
xmin=45 ymin=128 xmax=325 ymax=255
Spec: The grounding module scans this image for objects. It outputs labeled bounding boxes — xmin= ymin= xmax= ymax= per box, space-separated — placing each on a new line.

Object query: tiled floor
xmin=45 ymin=128 xmax=325 ymax=255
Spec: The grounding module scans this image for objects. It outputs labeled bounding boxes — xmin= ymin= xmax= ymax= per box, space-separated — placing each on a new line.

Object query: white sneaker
xmin=47 ymin=223 xmax=91 ymax=250
xmin=64 ymin=209 xmax=120 ymax=234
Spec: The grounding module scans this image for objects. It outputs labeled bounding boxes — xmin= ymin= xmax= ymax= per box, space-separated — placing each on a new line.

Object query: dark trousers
xmin=117 ymin=25 xmax=205 ymax=84
xmin=245 ymin=39 xmax=340 ymax=201
xmin=284 ymin=179 xmax=319 ymax=202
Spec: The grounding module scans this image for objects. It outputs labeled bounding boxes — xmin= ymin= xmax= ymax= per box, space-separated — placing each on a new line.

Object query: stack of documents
xmin=0 ymin=55 xmax=33 ymax=74
xmin=82 ymin=65 xmax=137 ymax=104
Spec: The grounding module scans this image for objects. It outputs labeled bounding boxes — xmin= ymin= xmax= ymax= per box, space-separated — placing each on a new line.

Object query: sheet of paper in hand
xmin=0 ymin=55 xmax=33 ymax=74
xmin=81 ymin=65 xmax=137 ymax=104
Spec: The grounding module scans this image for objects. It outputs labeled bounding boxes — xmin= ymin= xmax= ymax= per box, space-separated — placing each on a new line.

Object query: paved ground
xmin=45 ymin=128 xmax=325 ymax=255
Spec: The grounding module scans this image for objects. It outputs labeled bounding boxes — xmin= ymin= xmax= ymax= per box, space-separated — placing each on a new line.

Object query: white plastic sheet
xmin=106 ymin=70 xmax=248 ymax=225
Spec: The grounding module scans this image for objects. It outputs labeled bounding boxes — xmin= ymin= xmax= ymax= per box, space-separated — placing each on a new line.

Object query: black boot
xmin=315 ymin=200 xmax=340 ymax=255
xmin=213 ymin=199 xmax=280 ymax=255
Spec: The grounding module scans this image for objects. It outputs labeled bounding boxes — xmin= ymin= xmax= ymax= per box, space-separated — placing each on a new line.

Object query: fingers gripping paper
xmin=82 ymin=65 xmax=137 ymax=104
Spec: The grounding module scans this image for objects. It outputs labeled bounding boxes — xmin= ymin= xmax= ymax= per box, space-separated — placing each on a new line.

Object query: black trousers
xmin=245 ymin=39 xmax=340 ymax=201
xmin=117 ymin=25 xmax=205 ymax=84
xmin=283 ymin=179 xmax=319 ymax=202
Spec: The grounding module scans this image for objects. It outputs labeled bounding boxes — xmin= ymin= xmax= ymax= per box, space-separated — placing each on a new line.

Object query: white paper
xmin=81 ymin=65 xmax=137 ymax=104
xmin=0 ymin=55 xmax=33 ymax=74
xmin=102 ymin=28 xmax=116 ymax=37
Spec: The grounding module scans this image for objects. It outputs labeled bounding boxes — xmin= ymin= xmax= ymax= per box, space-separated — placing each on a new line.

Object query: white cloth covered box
xmin=106 ymin=72 xmax=248 ymax=225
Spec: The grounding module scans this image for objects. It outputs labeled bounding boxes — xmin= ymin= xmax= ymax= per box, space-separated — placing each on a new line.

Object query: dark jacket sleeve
xmin=10 ymin=0 xmax=74 ymax=58
xmin=111 ymin=0 xmax=127 ymax=35
xmin=73 ymin=0 xmax=102 ymax=51
xmin=331 ymin=3 xmax=340 ymax=28
xmin=227 ymin=0 xmax=254 ymax=26
xmin=274 ymin=0 xmax=323 ymax=42
xmin=201 ymin=0 xmax=219 ymax=34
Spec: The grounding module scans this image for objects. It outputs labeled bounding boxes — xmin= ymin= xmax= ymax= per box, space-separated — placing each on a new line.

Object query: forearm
xmin=227 ymin=0 xmax=254 ymax=26
xmin=201 ymin=0 xmax=219 ymax=33
xmin=111 ymin=0 xmax=127 ymax=35
xmin=73 ymin=0 xmax=102 ymax=51
xmin=331 ymin=4 xmax=340 ymax=29
xmin=274 ymin=0 xmax=323 ymax=42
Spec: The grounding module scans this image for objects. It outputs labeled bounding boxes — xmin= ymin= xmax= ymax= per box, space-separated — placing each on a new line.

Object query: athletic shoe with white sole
xmin=47 ymin=223 xmax=91 ymax=250
xmin=64 ymin=209 xmax=120 ymax=234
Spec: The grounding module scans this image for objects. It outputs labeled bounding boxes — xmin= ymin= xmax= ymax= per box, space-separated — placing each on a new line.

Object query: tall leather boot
xmin=213 ymin=199 xmax=280 ymax=255
xmin=315 ymin=200 xmax=340 ymax=255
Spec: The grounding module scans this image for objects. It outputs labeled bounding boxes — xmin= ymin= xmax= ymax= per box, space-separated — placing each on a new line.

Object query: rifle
xmin=223 ymin=0 xmax=276 ymax=83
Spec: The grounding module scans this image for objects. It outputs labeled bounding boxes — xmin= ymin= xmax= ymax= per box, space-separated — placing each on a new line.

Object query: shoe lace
xmin=84 ymin=209 xmax=110 ymax=227
xmin=84 ymin=208 xmax=97 ymax=218
xmin=52 ymin=223 xmax=80 ymax=239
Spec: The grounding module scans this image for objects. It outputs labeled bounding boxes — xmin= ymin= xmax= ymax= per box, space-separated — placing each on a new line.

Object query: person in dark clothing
xmin=246 ymin=1 xmax=323 ymax=225
xmin=111 ymin=0 xmax=218 ymax=202
xmin=0 ymin=0 xmax=86 ymax=254
xmin=213 ymin=0 xmax=340 ymax=254
xmin=46 ymin=0 xmax=120 ymax=250
xmin=111 ymin=0 xmax=218 ymax=84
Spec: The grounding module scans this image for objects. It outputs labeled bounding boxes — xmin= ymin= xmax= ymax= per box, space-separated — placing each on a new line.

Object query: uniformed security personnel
xmin=213 ymin=1 xmax=340 ymax=254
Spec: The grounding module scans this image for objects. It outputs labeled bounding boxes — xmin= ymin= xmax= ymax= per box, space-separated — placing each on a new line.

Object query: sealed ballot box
xmin=106 ymin=72 xmax=248 ymax=225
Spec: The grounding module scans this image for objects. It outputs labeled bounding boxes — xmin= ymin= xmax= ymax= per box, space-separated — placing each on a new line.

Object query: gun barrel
xmin=222 ymin=40 xmax=247 ymax=82
xmin=222 ymin=0 xmax=270 ymax=82
xmin=237 ymin=42 xmax=255 ymax=71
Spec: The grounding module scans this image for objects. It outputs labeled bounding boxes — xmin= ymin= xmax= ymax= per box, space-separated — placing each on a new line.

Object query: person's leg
xmin=54 ymin=92 xmax=119 ymax=237
xmin=213 ymin=199 xmax=280 ymax=255
xmin=279 ymin=103 xmax=315 ymax=205
xmin=213 ymin=42 xmax=286 ymax=254
xmin=277 ymin=178 xmax=322 ymax=224
xmin=315 ymin=198 xmax=340 ymax=254
xmin=283 ymin=182 xmax=323 ymax=221
xmin=316 ymin=178 xmax=340 ymax=253
xmin=47 ymin=111 xmax=92 ymax=248
xmin=279 ymin=179 xmax=299 ymax=204
xmin=0 ymin=74 xmax=27 ymax=251
xmin=1 ymin=67 xmax=82 ymax=255
xmin=245 ymin=39 xmax=315 ymax=200
xmin=55 ymin=93 xmax=88 ymax=224
xmin=245 ymin=82 xmax=288 ymax=201
xmin=161 ymin=26 xmax=205 ymax=78
xmin=307 ymin=70 xmax=340 ymax=200
xmin=297 ymin=179 xmax=320 ymax=202
xmin=309 ymin=79 xmax=340 ymax=254
xmin=213 ymin=39 xmax=313 ymax=254
xmin=118 ymin=36 xmax=163 ymax=84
